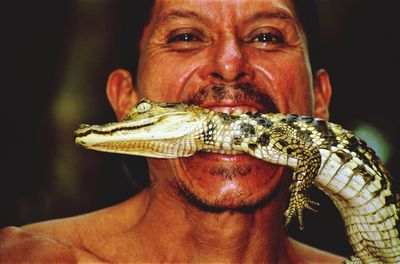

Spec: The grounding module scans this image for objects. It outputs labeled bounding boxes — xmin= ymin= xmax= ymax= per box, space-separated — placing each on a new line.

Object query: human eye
xmin=168 ymin=32 xmax=198 ymax=42
xmin=244 ymin=27 xmax=285 ymax=49
xmin=254 ymin=32 xmax=284 ymax=44
xmin=166 ymin=28 xmax=206 ymax=51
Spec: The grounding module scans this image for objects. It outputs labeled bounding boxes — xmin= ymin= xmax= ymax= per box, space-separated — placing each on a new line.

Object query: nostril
xmin=234 ymin=72 xmax=246 ymax=82
xmin=210 ymin=72 xmax=247 ymax=82
xmin=78 ymin=124 xmax=91 ymax=129
xmin=211 ymin=72 xmax=224 ymax=80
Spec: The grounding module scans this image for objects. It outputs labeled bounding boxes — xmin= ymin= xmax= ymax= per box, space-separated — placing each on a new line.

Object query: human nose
xmin=201 ymin=36 xmax=253 ymax=82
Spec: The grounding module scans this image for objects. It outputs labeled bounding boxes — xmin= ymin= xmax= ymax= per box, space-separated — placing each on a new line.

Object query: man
xmin=0 ymin=0 xmax=346 ymax=262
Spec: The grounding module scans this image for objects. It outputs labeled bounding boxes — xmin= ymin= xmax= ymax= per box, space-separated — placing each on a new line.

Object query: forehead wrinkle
xmin=249 ymin=11 xmax=294 ymax=22
xmin=158 ymin=9 xmax=208 ymax=25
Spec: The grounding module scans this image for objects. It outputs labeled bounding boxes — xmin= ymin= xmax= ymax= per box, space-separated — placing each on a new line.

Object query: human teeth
xmin=209 ymin=106 xmax=258 ymax=114
xmin=233 ymin=107 xmax=258 ymax=114
xmin=233 ymin=108 xmax=241 ymax=114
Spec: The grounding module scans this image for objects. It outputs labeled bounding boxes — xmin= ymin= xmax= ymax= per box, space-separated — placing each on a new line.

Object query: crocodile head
xmin=74 ymin=98 xmax=208 ymax=158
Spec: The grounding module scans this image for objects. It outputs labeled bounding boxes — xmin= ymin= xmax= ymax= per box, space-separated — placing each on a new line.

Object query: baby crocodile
xmin=74 ymin=98 xmax=400 ymax=263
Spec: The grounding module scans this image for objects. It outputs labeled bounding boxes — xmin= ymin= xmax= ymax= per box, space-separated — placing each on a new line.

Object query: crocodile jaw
xmin=74 ymin=114 xmax=203 ymax=158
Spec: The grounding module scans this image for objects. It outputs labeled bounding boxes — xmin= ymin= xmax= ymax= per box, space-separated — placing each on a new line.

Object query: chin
xmin=175 ymin=152 xmax=290 ymax=212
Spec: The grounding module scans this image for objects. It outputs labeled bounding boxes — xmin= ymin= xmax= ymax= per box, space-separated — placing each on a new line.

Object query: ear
xmin=313 ymin=69 xmax=332 ymax=120
xmin=106 ymin=69 xmax=139 ymax=121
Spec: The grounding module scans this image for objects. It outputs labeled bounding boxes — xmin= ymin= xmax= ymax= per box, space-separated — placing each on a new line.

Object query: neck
xmin=127 ymin=167 xmax=300 ymax=263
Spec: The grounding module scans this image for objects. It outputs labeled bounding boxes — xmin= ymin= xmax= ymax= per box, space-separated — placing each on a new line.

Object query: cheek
xmin=137 ymin=51 xmax=202 ymax=101
xmin=275 ymin=66 xmax=313 ymax=114
xmin=251 ymin=51 xmax=313 ymax=114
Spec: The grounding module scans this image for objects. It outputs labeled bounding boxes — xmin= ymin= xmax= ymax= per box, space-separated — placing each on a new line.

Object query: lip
xmin=194 ymin=152 xmax=259 ymax=162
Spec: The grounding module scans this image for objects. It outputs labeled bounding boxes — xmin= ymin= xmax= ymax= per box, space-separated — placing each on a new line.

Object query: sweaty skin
xmin=1 ymin=0 xmax=344 ymax=263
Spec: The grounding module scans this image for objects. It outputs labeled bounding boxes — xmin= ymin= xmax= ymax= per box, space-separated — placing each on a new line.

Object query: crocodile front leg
xmin=285 ymin=158 xmax=320 ymax=229
xmin=237 ymin=117 xmax=323 ymax=230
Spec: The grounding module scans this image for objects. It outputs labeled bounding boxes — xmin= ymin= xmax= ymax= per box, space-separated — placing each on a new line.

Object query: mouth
xmin=184 ymin=82 xmax=278 ymax=156
xmin=199 ymin=100 xmax=276 ymax=115
xmin=196 ymin=100 xmax=273 ymax=157
xmin=186 ymin=82 xmax=279 ymax=114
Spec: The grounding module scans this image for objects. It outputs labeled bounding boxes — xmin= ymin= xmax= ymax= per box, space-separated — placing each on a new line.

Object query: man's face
xmin=134 ymin=0 xmax=318 ymax=210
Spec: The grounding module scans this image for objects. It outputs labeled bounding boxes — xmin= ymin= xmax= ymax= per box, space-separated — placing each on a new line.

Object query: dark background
xmin=2 ymin=0 xmax=399 ymax=257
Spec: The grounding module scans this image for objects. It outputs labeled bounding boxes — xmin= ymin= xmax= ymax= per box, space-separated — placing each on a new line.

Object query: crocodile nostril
xmin=78 ymin=124 xmax=91 ymax=129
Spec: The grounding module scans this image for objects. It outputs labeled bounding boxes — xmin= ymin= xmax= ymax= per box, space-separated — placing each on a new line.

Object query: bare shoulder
xmin=289 ymin=238 xmax=347 ymax=264
xmin=0 ymin=194 xmax=148 ymax=263
xmin=0 ymin=211 xmax=108 ymax=263
xmin=0 ymin=225 xmax=105 ymax=263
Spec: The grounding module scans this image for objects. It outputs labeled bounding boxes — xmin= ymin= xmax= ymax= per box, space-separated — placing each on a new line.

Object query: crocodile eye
xmin=136 ymin=101 xmax=152 ymax=113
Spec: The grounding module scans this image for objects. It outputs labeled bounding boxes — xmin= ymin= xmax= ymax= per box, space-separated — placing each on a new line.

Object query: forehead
xmin=152 ymin=0 xmax=298 ymax=24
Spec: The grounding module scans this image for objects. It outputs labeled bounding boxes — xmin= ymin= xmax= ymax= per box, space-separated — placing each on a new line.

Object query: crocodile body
xmin=74 ymin=99 xmax=400 ymax=263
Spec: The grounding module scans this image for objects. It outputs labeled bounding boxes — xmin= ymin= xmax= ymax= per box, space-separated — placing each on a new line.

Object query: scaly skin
xmin=74 ymin=99 xmax=400 ymax=263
